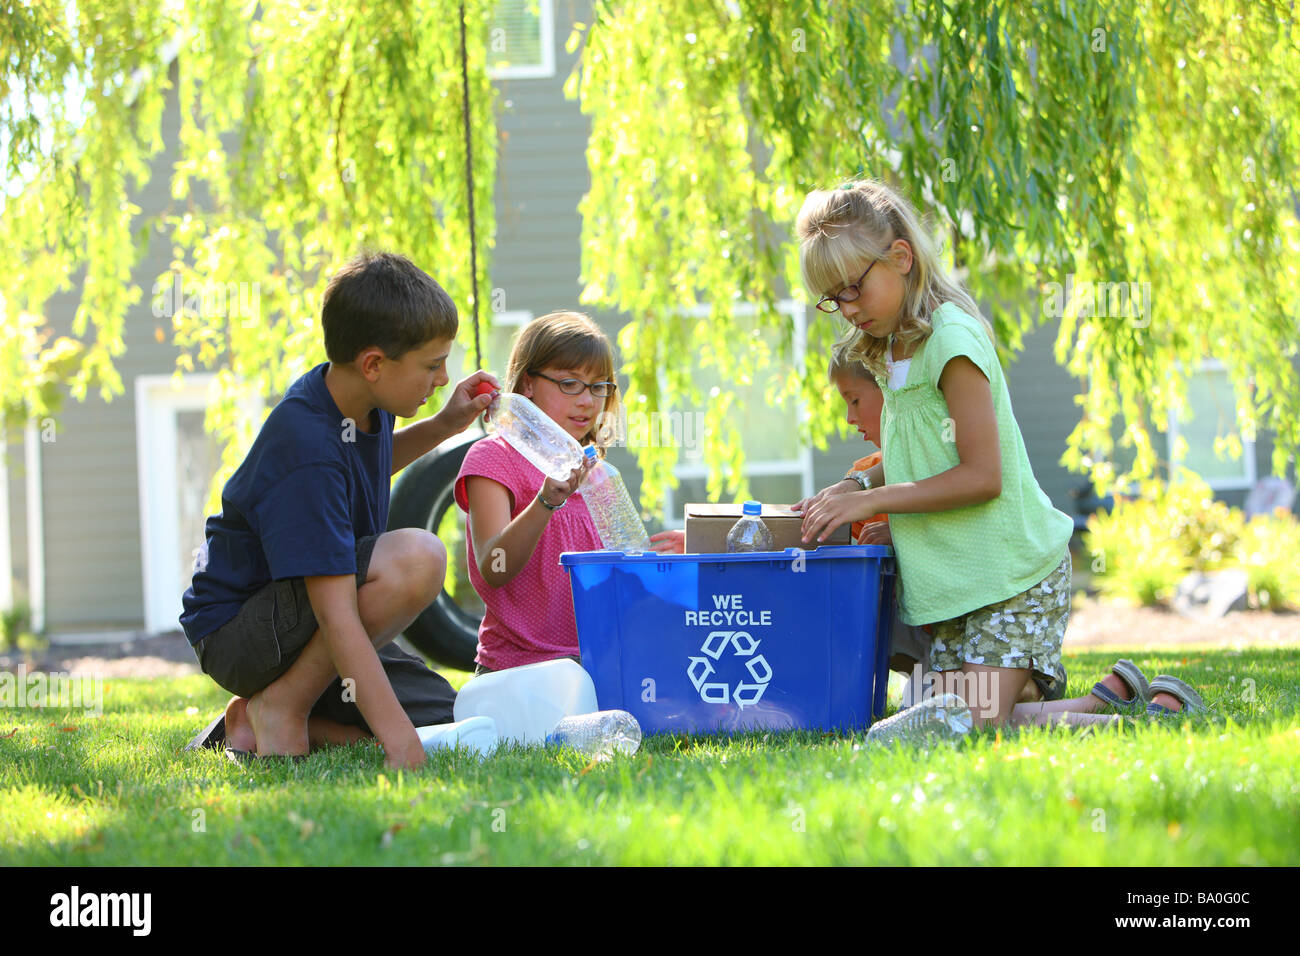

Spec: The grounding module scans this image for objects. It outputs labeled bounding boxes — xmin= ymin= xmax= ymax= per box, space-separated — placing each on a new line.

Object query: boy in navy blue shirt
xmin=181 ymin=252 xmax=495 ymax=768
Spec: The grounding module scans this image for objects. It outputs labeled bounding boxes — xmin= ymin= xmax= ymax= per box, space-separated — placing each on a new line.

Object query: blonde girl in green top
xmin=794 ymin=180 xmax=1207 ymax=728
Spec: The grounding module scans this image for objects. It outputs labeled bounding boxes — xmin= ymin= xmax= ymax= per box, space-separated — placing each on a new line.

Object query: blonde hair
xmin=828 ymin=336 xmax=879 ymax=386
xmin=505 ymin=311 xmax=623 ymax=449
xmin=796 ymin=180 xmax=994 ymax=379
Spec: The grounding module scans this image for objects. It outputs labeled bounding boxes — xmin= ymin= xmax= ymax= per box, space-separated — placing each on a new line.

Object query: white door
xmin=135 ymin=375 xmax=224 ymax=634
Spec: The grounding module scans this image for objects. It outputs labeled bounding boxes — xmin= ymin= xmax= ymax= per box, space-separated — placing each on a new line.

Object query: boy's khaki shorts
xmin=190 ymin=536 xmax=455 ymax=731
xmin=927 ymin=553 xmax=1070 ymax=692
xmin=194 ymin=535 xmax=379 ymax=699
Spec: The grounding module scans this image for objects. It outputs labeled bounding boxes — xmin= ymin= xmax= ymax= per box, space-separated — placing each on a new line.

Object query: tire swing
xmin=387 ymin=4 xmax=488 ymax=671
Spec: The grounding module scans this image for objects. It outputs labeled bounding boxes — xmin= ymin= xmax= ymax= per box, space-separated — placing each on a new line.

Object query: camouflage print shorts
xmin=928 ymin=554 xmax=1071 ymax=689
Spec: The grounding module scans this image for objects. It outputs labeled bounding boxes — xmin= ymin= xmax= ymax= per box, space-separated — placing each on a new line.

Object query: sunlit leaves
xmin=572 ymin=0 xmax=1300 ymax=503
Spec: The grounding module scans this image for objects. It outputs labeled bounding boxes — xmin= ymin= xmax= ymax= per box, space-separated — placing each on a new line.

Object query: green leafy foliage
xmin=568 ymin=1 xmax=1300 ymax=504
xmin=2 ymin=0 xmax=499 ymax=498
xmin=2 ymin=1 xmax=1298 ymax=512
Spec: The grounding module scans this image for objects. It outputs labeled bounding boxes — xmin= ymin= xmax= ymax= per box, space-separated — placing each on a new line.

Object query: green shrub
xmin=1235 ymin=512 xmax=1300 ymax=610
xmin=0 ymin=602 xmax=39 ymax=654
xmin=1160 ymin=477 xmax=1246 ymax=571
xmin=1085 ymin=496 xmax=1190 ymax=606
xmin=1083 ymin=473 xmax=1268 ymax=607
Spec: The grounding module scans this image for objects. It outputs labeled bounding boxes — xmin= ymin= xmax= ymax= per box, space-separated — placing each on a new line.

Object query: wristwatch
xmin=844 ymin=469 xmax=874 ymax=491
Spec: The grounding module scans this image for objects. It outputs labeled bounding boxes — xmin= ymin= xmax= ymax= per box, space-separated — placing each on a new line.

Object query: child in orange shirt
xmin=821 ymin=342 xmax=929 ymax=684
xmin=828 ymin=342 xmax=889 ymax=543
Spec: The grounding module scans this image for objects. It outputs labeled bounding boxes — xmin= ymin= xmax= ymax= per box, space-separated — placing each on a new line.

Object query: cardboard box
xmin=683 ymin=503 xmax=850 ymax=554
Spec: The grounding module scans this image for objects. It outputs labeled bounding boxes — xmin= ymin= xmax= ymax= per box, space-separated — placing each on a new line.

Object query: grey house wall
xmin=4 ymin=4 xmax=1289 ymax=634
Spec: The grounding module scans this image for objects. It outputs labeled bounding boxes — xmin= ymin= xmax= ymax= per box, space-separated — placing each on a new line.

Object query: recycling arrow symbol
xmin=686 ymin=630 xmax=773 ymax=709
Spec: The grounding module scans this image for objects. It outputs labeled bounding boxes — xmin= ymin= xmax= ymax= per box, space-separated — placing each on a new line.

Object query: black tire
xmin=387 ymin=433 xmax=488 ymax=671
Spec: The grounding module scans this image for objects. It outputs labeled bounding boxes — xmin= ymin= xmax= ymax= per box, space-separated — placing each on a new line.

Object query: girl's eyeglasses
xmin=531 ymin=371 xmax=618 ymax=398
xmin=815 ymin=261 xmax=876 ymax=313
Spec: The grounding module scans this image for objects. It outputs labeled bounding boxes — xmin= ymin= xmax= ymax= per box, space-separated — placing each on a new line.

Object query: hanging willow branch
xmin=567 ymin=0 xmax=1300 ymax=502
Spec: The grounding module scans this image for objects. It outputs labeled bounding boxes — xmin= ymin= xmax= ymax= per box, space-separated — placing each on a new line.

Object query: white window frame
xmin=660 ymin=301 xmax=815 ymax=529
xmin=487 ymin=0 xmax=555 ymax=81
xmin=134 ymin=374 xmax=263 ymax=634
xmin=1166 ymin=358 xmax=1256 ymax=492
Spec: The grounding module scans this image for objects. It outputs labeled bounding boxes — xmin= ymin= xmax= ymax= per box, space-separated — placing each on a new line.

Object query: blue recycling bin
xmin=559 ymin=545 xmax=896 ymax=735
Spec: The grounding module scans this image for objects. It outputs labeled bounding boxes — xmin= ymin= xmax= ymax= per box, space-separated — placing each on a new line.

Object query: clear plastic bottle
xmin=477 ymin=384 xmax=585 ymax=481
xmin=546 ymin=709 xmax=643 ymax=758
xmin=579 ymin=445 xmax=651 ymax=552
xmin=864 ymin=693 xmax=973 ymax=746
xmin=726 ymin=500 xmax=775 ymax=552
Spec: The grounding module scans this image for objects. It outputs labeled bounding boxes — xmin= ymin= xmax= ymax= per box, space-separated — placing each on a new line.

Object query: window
xmin=487 ymin=0 xmax=555 ymax=80
xmin=1167 ymin=360 xmax=1255 ymax=490
xmin=659 ymin=303 xmax=815 ymax=527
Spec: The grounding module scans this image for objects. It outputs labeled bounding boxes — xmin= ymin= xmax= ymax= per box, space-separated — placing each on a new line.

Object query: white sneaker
xmin=415 ymin=716 xmax=499 ymax=760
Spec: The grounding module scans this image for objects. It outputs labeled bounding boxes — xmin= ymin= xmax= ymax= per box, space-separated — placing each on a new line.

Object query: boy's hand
xmin=649 ymin=529 xmax=686 ymax=554
xmin=382 ymin=728 xmax=427 ymax=769
xmin=801 ymin=489 xmax=877 ymax=545
xmin=437 ymin=371 xmax=500 ymax=434
xmin=791 ymin=478 xmax=858 ymax=514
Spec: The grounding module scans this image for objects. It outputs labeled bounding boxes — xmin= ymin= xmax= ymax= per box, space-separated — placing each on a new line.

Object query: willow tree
xmin=2 ymin=0 xmax=497 ymax=486
xmin=568 ymin=0 xmax=1300 ymax=501
xmin=3 ymin=0 xmax=1298 ymax=507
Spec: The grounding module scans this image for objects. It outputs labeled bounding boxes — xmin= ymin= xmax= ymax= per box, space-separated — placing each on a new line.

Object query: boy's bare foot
xmin=224 ymin=696 xmax=257 ymax=752
xmin=246 ymin=686 xmax=310 ymax=757
xmin=307 ymin=716 xmax=369 ymax=748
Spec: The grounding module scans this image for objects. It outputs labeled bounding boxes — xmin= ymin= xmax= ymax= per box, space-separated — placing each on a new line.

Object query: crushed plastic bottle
xmin=580 ymin=445 xmax=651 ymax=552
xmin=546 ymin=709 xmax=642 ymax=758
xmin=475 ymin=382 xmax=585 ymax=481
xmin=726 ymin=500 xmax=775 ymax=553
xmin=864 ymin=693 xmax=973 ymax=747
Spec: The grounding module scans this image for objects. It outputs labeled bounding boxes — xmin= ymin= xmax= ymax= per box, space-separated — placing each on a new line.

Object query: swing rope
xmin=458 ymin=1 xmax=482 ymax=375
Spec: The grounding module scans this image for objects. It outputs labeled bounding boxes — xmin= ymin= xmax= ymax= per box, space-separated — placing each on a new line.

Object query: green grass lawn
xmin=2 ymin=648 xmax=1297 ymax=866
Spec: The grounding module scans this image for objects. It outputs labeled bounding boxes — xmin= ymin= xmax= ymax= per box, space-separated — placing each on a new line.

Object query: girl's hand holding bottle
xmin=538 ymin=459 xmax=592 ymax=511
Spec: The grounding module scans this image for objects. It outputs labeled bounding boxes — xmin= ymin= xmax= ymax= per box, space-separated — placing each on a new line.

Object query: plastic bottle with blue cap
xmin=726 ymin=500 xmax=775 ymax=552
xmin=580 ymin=444 xmax=651 ymax=552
